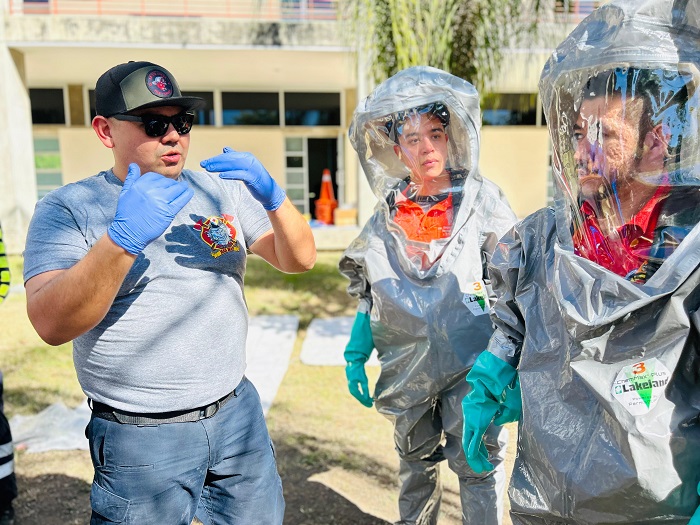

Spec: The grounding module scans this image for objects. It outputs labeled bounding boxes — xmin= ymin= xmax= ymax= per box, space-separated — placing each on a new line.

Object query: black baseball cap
xmin=95 ymin=61 xmax=205 ymax=118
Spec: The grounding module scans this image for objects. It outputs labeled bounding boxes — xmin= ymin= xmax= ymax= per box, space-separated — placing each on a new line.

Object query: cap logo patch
xmin=145 ymin=69 xmax=173 ymax=98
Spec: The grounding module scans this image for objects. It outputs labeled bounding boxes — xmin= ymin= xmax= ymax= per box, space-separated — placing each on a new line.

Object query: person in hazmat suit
xmin=461 ymin=1 xmax=700 ymax=524
xmin=339 ymin=66 xmax=518 ymax=525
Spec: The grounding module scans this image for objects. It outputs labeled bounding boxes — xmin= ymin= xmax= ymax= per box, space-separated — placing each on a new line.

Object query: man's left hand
xmin=689 ymin=482 xmax=700 ymax=524
xmin=201 ymin=148 xmax=286 ymax=211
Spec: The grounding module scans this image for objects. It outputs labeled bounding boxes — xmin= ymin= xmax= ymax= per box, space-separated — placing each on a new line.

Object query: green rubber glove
xmin=344 ymin=311 xmax=375 ymax=408
xmin=493 ymin=374 xmax=522 ymax=425
xmin=689 ymin=482 xmax=700 ymax=525
xmin=462 ymin=351 xmax=517 ymax=473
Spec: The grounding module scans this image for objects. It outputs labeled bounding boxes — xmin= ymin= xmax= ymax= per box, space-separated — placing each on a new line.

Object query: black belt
xmin=90 ymin=388 xmax=238 ymax=425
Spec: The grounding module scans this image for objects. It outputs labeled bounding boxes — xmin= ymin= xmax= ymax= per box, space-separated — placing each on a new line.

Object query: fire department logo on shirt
xmin=193 ymin=214 xmax=239 ymax=258
xmin=611 ymin=358 xmax=671 ymax=416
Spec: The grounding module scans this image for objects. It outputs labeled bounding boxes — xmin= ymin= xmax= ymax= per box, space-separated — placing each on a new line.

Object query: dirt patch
xmin=14 ymin=425 xmax=516 ymax=524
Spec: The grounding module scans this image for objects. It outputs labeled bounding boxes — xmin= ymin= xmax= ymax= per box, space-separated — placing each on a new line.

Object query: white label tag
xmin=611 ymin=358 xmax=671 ymax=416
xmin=462 ymin=281 xmax=490 ymax=316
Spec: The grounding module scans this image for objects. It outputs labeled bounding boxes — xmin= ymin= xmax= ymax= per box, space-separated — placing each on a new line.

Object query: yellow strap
xmin=0 ymin=225 xmax=9 ymax=303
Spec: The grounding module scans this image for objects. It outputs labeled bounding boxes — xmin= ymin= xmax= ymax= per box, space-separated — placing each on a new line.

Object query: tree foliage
xmin=341 ymin=0 xmax=548 ymax=92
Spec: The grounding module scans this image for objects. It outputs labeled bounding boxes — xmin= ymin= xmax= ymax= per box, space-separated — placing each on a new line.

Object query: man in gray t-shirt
xmin=23 ymin=60 xmax=316 ymax=525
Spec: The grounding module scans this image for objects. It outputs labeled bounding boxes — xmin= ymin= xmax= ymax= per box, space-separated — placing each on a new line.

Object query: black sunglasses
xmin=112 ymin=111 xmax=195 ymax=137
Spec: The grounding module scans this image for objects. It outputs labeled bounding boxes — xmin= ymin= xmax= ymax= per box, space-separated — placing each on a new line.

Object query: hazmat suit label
xmin=462 ymin=281 xmax=490 ymax=316
xmin=611 ymin=358 xmax=671 ymax=416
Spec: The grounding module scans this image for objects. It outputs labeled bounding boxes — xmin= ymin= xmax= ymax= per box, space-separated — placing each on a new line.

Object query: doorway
xmin=307 ymin=138 xmax=338 ymax=220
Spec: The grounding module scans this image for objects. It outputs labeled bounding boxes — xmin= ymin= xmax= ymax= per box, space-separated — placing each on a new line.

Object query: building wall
xmin=58 ymin=127 xmax=288 ymax=186
xmin=2 ymin=6 xmax=570 ymax=253
xmin=53 ymin=125 xmax=550 ymax=219
xmin=481 ymin=127 xmax=551 ymax=218
xmin=0 ymin=46 xmax=36 ymax=254
xmin=0 ymin=8 xmax=358 ymax=252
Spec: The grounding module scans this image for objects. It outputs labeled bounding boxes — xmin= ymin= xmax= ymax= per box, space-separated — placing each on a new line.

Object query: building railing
xmin=8 ymin=0 xmax=338 ymax=21
xmin=554 ymin=0 xmax=601 ymax=18
xmin=7 ymin=0 xmax=607 ymax=24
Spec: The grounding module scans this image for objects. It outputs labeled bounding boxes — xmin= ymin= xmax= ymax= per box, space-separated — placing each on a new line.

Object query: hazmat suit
xmin=339 ymin=66 xmax=517 ymax=525
xmin=461 ymin=1 xmax=700 ymax=524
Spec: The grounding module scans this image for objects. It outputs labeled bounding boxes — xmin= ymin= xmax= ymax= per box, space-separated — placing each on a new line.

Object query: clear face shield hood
xmin=349 ymin=67 xmax=482 ymax=273
xmin=539 ymin=0 xmax=700 ymax=285
xmin=546 ymin=65 xmax=700 ymax=283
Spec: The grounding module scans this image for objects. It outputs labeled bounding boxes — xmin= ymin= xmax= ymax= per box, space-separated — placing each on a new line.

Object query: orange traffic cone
xmin=314 ymin=168 xmax=338 ymax=225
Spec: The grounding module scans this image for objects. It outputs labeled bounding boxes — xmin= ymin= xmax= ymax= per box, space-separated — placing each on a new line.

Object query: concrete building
xmin=0 ymin=0 xmax=598 ymax=254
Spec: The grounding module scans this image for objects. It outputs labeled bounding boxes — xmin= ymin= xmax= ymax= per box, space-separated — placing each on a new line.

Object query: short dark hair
xmin=385 ymin=102 xmax=451 ymax=144
xmin=582 ymin=67 xmax=691 ymax=165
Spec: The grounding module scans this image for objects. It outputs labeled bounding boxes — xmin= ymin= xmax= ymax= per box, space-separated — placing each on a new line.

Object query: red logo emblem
xmin=145 ymin=69 xmax=173 ymax=98
xmin=193 ymin=214 xmax=239 ymax=258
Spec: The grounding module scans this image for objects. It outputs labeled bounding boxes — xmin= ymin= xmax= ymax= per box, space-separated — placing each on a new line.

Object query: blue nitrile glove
xmin=462 ymin=351 xmax=517 ymax=473
xmin=344 ymin=311 xmax=375 ymax=408
xmin=200 ymin=147 xmax=286 ymax=211
xmin=493 ymin=374 xmax=522 ymax=425
xmin=689 ymin=482 xmax=700 ymax=525
xmin=108 ymin=163 xmax=194 ymax=255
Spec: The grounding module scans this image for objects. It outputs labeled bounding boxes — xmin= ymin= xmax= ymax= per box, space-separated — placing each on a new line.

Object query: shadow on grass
xmin=274 ymin=432 xmax=394 ymax=525
xmin=5 ymin=386 xmax=83 ymax=416
xmin=15 ymin=473 xmax=91 ymax=525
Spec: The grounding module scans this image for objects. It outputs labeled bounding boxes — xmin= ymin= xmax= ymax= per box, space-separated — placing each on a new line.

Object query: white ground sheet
xmin=299 ymin=316 xmax=380 ymax=366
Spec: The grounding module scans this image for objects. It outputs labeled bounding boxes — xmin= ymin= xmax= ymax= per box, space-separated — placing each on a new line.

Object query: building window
xmin=29 ymin=88 xmax=65 ymax=124
xmin=89 ymin=89 xmax=214 ymax=125
xmin=481 ymin=93 xmax=538 ymax=126
xmin=88 ymin=89 xmax=97 ymax=121
xmin=23 ymin=0 xmax=50 ymax=14
xmin=222 ymin=92 xmax=279 ymax=126
xmin=34 ymin=137 xmax=62 ymax=199
xmin=182 ymin=91 xmax=215 ymax=125
xmin=281 ymin=0 xmax=336 ymax=20
xmin=284 ymin=92 xmax=340 ymax=126
xmin=285 ymin=137 xmax=309 ymax=215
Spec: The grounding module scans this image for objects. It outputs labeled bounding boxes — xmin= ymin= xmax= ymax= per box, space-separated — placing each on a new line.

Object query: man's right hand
xmin=344 ymin=310 xmax=376 ymax=408
xmin=345 ymin=361 xmax=373 ymax=407
xmin=462 ymin=351 xmax=518 ymax=473
xmin=108 ymin=163 xmax=194 ymax=255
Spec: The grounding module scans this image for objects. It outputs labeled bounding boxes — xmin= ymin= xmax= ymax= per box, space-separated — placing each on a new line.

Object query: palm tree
xmin=340 ymin=0 xmax=549 ymax=92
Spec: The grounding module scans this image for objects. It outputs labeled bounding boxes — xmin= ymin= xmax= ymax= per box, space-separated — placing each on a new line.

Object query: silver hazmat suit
xmin=339 ymin=66 xmax=517 ymax=525
xmin=486 ymin=1 xmax=700 ymax=524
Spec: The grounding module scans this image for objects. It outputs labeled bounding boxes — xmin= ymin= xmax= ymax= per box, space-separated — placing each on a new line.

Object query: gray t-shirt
xmin=23 ymin=169 xmax=271 ymax=412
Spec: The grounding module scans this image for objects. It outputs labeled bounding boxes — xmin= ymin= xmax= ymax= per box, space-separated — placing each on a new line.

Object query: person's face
xmin=93 ymin=105 xmax=190 ymax=180
xmin=394 ymin=114 xmax=449 ymax=185
xmin=573 ymin=95 xmax=643 ymax=198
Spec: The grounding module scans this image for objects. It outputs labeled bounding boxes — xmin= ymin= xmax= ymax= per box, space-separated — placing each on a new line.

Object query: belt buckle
xmin=200 ymin=400 xmax=220 ymax=420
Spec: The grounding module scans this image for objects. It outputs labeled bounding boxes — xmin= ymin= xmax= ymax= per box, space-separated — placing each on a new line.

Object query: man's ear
xmin=394 ymin=144 xmax=402 ymax=160
xmin=92 ymin=116 xmax=115 ymax=149
xmin=639 ymin=123 xmax=669 ymax=168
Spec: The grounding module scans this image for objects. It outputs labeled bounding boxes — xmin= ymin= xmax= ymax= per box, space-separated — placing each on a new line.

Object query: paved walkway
xmin=300 ymin=316 xmax=379 ymax=366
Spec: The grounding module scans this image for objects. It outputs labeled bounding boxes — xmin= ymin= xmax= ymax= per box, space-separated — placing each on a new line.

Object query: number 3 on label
xmin=632 ymin=362 xmax=646 ymax=375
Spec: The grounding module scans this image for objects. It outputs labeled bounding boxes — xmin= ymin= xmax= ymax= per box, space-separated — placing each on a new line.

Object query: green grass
xmin=4 ymin=251 xmax=515 ymax=524
xmin=0 ymin=251 xmax=356 ymax=416
xmin=8 ymin=255 xmax=23 ymax=286
xmin=245 ymin=251 xmax=356 ymax=329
